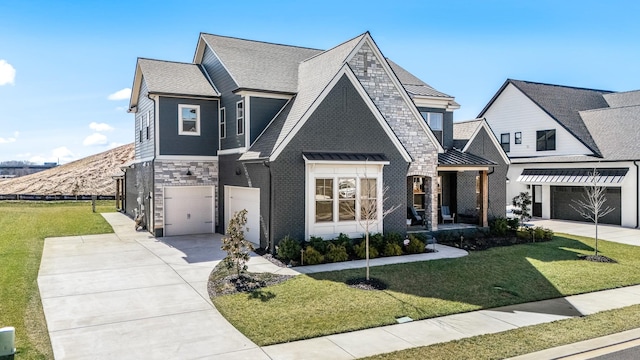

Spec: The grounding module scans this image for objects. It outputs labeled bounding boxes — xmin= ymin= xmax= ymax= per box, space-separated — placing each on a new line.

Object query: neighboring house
xmin=481 ymin=79 xmax=640 ymax=227
xmin=123 ymin=32 xmax=508 ymax=251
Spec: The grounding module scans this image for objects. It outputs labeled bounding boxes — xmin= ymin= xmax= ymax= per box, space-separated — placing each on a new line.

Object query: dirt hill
xmin=0 ymin=143 xmax=134 ymax=196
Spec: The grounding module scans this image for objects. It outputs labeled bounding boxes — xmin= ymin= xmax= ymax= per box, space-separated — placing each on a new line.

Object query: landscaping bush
xmin=490 ymin=217 xmax=509 ymax=237
xmin=406 ymin=235 xmax=425 ymax=254
xmin=302 ymin=246 xmax=324 ymax=265
xmin=325 ymin=243 xmax=349 ymax=263
xmin=277 ymin=235 xmax=302 ymax=262
xmin=384 ymin=232 xmax=404 ymax=246
xmin=369 ymin=233 xmax=385 ymax=253
xmin=308 ymin=236 xmax=328 ymax=254
xmin=507 ymin=218 xmax=520 ymax=231
xmin=354 ymin=240 xmax=379 ymax=259
xmin=382 ymin=242 xmax=403 ymax=257
xmin=333 ymin=233 xmax=354 ymax=256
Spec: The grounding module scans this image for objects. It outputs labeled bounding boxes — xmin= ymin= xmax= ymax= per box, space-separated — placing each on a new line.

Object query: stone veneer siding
xmin=153 ymin=159 xmax=219 ymax=235
xmin=349 ymin=42 xmax=439 ymax=229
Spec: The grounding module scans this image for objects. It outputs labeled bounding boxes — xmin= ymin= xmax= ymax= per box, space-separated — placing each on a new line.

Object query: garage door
xmin=225 ymin=186 xmax=260 ymax=245
xmin=551 ymin=186 xmax=621 ymax=225
xmin=164 ymin=186 xmax=215 ymax=236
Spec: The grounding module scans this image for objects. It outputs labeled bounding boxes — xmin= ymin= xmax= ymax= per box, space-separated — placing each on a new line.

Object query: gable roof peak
xmin=507 ymin=78 xmax=613 ymax=94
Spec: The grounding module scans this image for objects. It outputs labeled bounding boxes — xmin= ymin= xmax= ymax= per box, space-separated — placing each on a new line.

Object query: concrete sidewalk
xmin=38 ymin=214 xmax=640 ymax=359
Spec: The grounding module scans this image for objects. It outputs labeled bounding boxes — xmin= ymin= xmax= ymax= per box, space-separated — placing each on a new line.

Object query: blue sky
xmin=1 ymin=0 xmax=638 ymax=164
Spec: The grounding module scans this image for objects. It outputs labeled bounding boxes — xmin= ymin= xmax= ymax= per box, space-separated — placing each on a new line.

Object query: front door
xmin=532 ymin=185 xmax=542 ymax=217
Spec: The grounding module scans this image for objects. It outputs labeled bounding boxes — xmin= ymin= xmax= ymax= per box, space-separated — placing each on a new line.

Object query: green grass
xmin=212 ymin=235 xmax=640 ymax=345
xmin=364 ymin=304 xmax=640 ymax=360
xmin=0 ymin=201 xmax=115 ymax=359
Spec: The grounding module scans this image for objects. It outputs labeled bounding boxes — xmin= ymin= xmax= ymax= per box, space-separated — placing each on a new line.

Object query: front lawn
xmin=0 ymin=201 xmax=114 ymax=359
xmin=212 ymin=234 xmax=640 ymax=345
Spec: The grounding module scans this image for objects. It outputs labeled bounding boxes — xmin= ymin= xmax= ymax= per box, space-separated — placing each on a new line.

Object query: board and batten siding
xmin=135 ymin=77 xmax=155 ymax=160
xmin=483 ymin=83 xmax=592 ymax=158
xmin=201 ymin=45 xmax=243 ymax=150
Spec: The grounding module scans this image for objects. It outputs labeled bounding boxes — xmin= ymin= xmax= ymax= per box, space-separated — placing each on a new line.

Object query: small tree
xmin=569 ymin=169 xmax=615 ymax=256
xmin=355 ymin=177 xmax=400 ymax=281
xmin=512 ymin=192 xmax=532 ymax=227
xmin=221 ymin=209 xmax=254 ymax=277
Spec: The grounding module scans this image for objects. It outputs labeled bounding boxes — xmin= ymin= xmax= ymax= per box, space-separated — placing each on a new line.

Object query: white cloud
xmin=0 ymin=60 xmax=16 ymax=86
xmin=89 ymin=122 xmax=114 ymax=132
xmin=83 ymin=133 xmax=108 ymax=146
xmin=0 ymin=131 xmax=19 ymax=144
xmin=29 ymin=147 xmax=75 ymax=164
xmin=107 ymin=88 xmax=131 ymax=101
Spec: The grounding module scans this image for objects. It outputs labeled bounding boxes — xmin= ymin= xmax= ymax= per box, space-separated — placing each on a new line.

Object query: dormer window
xmin=421 ymin=112 xmax=443 ymax=131
xmin=178 ymin=104 xmax=200 ymax=136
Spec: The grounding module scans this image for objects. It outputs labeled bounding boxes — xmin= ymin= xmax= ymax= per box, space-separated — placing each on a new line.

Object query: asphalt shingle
xmin=138 ymin=59 xmax=218 ymax=97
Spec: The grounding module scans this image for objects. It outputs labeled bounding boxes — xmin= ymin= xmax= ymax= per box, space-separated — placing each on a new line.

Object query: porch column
xmin=481 ymin=170 xmax=488 ymax=227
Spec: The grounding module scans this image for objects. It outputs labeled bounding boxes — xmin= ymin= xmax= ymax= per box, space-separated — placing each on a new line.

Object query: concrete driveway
xmin=38 ymin=212 xmax=281 ymax=360
xmin=529 ymin=219 xmax=640 ymax=246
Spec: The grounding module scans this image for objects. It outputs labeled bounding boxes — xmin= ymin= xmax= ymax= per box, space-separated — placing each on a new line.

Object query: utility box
xmin=0 ymin=327 xmax=15 ymax=360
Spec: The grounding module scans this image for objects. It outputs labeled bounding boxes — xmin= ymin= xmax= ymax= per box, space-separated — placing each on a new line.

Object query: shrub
xmin=382 ymin=242 xmax=403 ymax=257
xmin=542 ymin=227 xmax=554 ymax=241
xmin=354 ymin=240 xmax=379 ymax=259
xmin=276 ymin=235 xmax=301 ymax=262
xmin=406 ymin=235 xmax=425 ymax=254
xmin=325 ymin=243 xmax=349 ymax=263
xmin=302 ymin=246 xmax=324 ymax=265
xmin=370 ymin=233 xmax=385 ymax=253
xmin=333 ymin=233 xmax=354 ymax=256
xmin=384 ymin=232 xmax=404 ymax=246
xmin=507 ymin=218 xmax=520 ymax=231
xmin=221 ymin=209 xmax=254 ymax=277
xmin=490 ymin=217 xmax=509 ymax=237
xmin=308 ymin=236 xmax=328 ymax=254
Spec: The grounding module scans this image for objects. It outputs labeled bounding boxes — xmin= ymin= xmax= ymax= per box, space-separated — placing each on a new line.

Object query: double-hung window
xmin=500 ymin=133 xmax=510 ymax=152
xmin=220 ymin=107 xmax=226 ymax=139
xmin=178 ymin=104 xmax=200 ymax=136
xmin=536 ymin=129 xmax=556 ymax=151
xmin=236 ymin=101 xmax=244 ymax=135
xmin=145 ymin=110 xmax=150 ymax=140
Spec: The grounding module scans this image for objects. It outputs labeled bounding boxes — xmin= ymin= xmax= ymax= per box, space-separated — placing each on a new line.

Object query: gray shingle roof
xmin=386 ymin=59 xmax=453 ymax=98
xmin=138 ymin=58 xmax=218 ymax=97
xmin=201 ymin=33 xmax=322 ymax=94
xmin=580 ymin=105 xmax=640 ymax=160
xmin=603 ymin=90 xmax=640 ymax=108
xmin=453 ymin=119 xmax=481 ymax=141
xmin=438 ymin=149 xmax=496 ymax=166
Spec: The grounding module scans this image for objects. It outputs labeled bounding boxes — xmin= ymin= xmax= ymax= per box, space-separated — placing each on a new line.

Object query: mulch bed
xmin=345 ymin=277 xmax=388 ymax=291
xmin=208 ymin=265 xmax=294 ymax=298
xmin=578 ymin=254 xmax=617 ymax=263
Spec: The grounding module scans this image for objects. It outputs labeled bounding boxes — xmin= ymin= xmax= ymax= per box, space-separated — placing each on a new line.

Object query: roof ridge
xmin=200 ymin=32 xmax=323 ymax=52
xmin=138 ymin=57 xmax=194 ymax=66
xmin=453 ymin=118 xmax=483 ymax=125
xmin=301 ymin=32 xmax=368 ymax=64
xmin=580 ymin=103 xmax=640 ymax=113
xmin=508 ymin=78 xmax=614 ymax=94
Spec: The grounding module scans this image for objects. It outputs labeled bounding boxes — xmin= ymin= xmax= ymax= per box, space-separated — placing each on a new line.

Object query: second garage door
xmin=225 ymin=186 xmax=260 ymax=245
xmin=551 ymin=186 xmax=621 ymax=225
xmin=164 ymin=186 xmax=215 ymax=237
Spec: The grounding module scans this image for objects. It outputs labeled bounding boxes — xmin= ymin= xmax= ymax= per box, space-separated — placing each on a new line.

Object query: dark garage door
xmin=551 ymin=186 xmax=621 ymax=225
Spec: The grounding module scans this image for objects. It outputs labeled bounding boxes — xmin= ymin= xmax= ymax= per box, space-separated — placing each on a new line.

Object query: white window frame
xmin=178 ymin=104 xmax=201 ymax=136
xmin=236 ymin=100 xmax=244 ymax=135
xmin=220 ymin=107 xmax=226 ymax=139
xmin=145 ymin=110 xmax=150 ymax=140
xmin=305 ymin=162 xmax=385 ymax=240
xmin=421 ymin=111 xmax=443 ymax=131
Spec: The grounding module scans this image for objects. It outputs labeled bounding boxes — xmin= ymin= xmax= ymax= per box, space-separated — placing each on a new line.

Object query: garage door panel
xmin=164 ymin=186 xmax=215 ymax=237
xmin=551 ymin=186 xmax=621 ymax=225
xmin=225 ymin=187 xmax=260 ymax=245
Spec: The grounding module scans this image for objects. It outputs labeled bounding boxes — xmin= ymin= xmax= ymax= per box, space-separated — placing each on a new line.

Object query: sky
xmin=0 ymin=0 xmax=638 ymax=164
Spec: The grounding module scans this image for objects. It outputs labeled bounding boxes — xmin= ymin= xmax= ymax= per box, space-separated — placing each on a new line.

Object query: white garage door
xmin=225 ymin=186 xmax=260 ymax=245
xmin=164 ymin=186 xmax=215 ymax=237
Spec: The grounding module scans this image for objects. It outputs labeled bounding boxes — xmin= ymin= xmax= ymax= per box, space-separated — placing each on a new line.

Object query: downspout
xmin=147 ymin=93 xmax=157 ymax=236
xmin=635 ymin=161 xmax=639 ymax=228
xmin=263 ymin=160 xmax=275 ymax=253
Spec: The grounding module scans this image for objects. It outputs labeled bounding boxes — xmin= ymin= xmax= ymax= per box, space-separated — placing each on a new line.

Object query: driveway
xmin=37 ymin=212 xmax=285 ymax=359
xmin=528 ymin=219 xmax=640 ymax=246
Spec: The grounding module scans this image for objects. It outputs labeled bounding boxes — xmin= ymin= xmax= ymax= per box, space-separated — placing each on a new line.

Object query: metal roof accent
xmin=517 ymin=168 xmax=629 ymax=184
xmin=303 ymin=152 xmax=389 ymax=163
xmin=438 ymin=149 xmax=497 ymax=166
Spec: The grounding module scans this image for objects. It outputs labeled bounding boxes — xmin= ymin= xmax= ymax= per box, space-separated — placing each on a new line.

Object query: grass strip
xmin=364 ymin=304 xmax=640 ymax=359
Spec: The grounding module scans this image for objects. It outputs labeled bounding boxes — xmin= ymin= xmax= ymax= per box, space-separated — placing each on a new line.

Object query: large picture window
xmin=178 ymin=104 xmax=200 ymax=136
xmin=312 ymin=175 xmax=381 ymax=223
xmin=536 ymin=129 xmax=556 ymax=151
